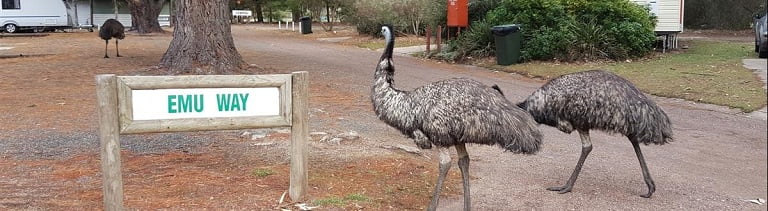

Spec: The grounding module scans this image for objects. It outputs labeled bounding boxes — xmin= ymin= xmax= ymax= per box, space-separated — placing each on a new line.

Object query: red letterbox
xmin=447 ymin=0 xmax=468 ymax=27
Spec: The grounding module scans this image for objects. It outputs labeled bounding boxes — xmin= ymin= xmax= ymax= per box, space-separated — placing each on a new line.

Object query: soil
xmin=0 ymin=24 xmax=766 ymax=210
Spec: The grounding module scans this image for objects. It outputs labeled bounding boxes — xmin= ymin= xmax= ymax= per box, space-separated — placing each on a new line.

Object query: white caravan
xmin=0 ymin=0 xmax=75 ymax=33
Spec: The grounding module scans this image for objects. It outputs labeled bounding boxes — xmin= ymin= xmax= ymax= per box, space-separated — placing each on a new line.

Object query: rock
xmin=241 ymin=130 xmax=268 ymax=140
xmin=396 ymin=144 xmax=421 ymax=154
xmin=319 ymin=135 xmax=331 ymax=142
xmin=310 ymin=132 xmax=328 ymax=136
xmin=328 ymin=137 xmax=343 ymax=145
xmin=253 ymin=142 xmax=275 ymax=146
xmin=336 ymin=131 xmax=359 ymax=141
xmin=382 ymin=144 xmax=421 ymax=154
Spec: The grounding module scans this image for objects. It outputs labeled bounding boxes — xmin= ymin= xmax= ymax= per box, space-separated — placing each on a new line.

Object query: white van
xmin=0 ymin=0 xmax=75 ymax=33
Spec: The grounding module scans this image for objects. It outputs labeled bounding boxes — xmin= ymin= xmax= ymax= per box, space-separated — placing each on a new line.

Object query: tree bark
xmin=255 ymin=3 xmax=264 ymax=23
xmin=126 ymin=0 xmax=166 ymax=33
xmin=159 ymin=0 xmax=246 ymax=74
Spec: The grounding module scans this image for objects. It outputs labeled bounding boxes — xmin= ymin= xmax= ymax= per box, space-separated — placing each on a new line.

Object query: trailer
xmin=0 ymin=0 xmax=78 ymax=33
xmin=632 ymin=0 xmax=684 ymax=51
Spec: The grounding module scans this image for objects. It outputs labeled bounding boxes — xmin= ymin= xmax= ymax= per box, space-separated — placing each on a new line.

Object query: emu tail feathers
xmin=631 ymin=103 xmax=674 ymax=145
xmin=499 ymin=113 xmax=543 ymax=154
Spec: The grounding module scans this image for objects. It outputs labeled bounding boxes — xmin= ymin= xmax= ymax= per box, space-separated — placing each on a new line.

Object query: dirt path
xmin=0 ymin=25 xmax=765 ymax=210
xmin=230 ymin=25 xmax=768 ymax=210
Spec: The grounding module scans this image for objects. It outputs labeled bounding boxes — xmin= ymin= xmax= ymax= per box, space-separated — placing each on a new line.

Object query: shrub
xmin=348 ymin=0 xmax=444 ymax=36
xmin=451 ymin=0 xmax=656 ymax=61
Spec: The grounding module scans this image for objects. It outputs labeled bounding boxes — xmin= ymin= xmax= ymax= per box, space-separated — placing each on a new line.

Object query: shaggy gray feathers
xmin=99 ymin=19 xmax=125 ymax=41
xmin=518 ymin=70 xmax=673 ymax=145
xmin=371 ymin=58 xmax=542 ymax=153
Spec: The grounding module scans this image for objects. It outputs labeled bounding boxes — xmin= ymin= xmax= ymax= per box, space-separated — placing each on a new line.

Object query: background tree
xmin=126 ymin=0 xmax=167 ymax=33
xmin=159 ymin=0 xmax=246 ymax=74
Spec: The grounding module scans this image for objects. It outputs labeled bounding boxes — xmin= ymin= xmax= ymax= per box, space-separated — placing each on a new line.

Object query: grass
xmin=251 ymin=168 xmax=274 ymax=177
xmin=489 ymin=40 xmax=767 ymax=112
xmin=355 ymin=35 xmax=426 ymax=50
xmin=312 ymin=193 xmax=370 ymax=207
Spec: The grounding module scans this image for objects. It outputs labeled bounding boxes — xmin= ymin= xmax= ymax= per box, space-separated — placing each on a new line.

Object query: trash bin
xmin=300 ymin=16 xmax=312 ymax=34
xmin=491 ymin=24 xmax=522 ymax=65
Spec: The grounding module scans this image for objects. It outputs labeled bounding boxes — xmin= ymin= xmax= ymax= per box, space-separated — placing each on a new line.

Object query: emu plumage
xmin=518 ymin=70 xmax=673 ymax=198
xmin=99 ymin=19 xmax=125 ymax=58
xmin=371 ymin=25 xmax=542 ymax=211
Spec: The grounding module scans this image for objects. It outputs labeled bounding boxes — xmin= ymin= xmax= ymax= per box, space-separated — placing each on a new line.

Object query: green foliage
xmin=685 ymin=0 xmax=765 ymax=29
xmin=312 ymin=197 xmax=345 ymax=206
xmin=343 ymin=193 xmax=369 ymax=202
xmin=438 ymin=19 xmax=495 ymax=61
xmin=451 ymin=0 xmax=656 ymax=61
xmin=486 ymin=40 xmax=766 ymax=112
xmin=311 ymin=193 xmax=370 ymax=207
xmin=252 ymin=168 xmax=275 ymax=177
xmin=348 ymin=0 xmax=443 ymax=35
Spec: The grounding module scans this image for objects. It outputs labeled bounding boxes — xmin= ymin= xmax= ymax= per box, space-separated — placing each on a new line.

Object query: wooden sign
xmin=96 ymin=72 xmax=309 ymax=210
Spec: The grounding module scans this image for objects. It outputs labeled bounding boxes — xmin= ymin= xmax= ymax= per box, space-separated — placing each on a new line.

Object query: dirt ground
xmin=0 ymin=27 xmax=460 ymax=210
xmin=1 ymin=25 xmax=766 ymax=210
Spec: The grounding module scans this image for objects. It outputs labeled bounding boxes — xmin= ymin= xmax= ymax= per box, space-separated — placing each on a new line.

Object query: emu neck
xmin=380 ymin=33 xmax=395 ymax=61
xmin=372 ymin=35 xmax=416 ymax=130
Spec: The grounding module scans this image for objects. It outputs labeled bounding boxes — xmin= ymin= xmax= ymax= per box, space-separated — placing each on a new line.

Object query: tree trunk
xmin=126 ymin=0 xmax=166 ymax=33
xmin=255 ymin=3 xmax=264 ymax=23
xmin=159 ymin=0 xmax=246 ymax=74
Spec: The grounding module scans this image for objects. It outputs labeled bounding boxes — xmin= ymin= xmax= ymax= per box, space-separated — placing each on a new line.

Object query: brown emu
xmin=518 ymin=70 xmax=673 ymax=198
xmin=99 ymin=19 xmax=125 ymax=58
xmin=371 ymin=25 xmax=543 ymax=211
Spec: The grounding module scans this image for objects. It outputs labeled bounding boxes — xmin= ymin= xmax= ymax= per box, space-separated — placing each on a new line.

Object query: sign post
xmin=96 ymin=72 xmax=309 ymax=210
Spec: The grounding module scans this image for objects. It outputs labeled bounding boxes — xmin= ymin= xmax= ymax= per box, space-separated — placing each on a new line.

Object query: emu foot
xmin=104 ymin=55 xmax=109 ymax=58
xmin=640 ymin=191 xmax=653 ymax=198
xmin=546 ymin=185 xmax=573 ymax=194
xmin=117 ymin=54 xmax=122 ymax=57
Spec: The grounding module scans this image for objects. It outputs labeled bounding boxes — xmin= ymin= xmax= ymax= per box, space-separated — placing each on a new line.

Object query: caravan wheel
xmin=4 ymin=24 xmax=17 ymax=33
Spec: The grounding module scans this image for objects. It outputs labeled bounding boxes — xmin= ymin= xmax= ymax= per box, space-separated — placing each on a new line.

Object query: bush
xmin=348 ymin=0 xmax=444 ymax=36
xmin=450 ymin=0 xmax=656 ymax=61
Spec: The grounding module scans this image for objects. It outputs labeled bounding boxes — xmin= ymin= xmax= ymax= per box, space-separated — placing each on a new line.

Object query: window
xmin=2 ymin=0 xmax=20 ymax=10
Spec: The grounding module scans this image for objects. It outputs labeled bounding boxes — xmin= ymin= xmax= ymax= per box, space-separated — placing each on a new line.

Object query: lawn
xmin=487 ymin=40 xmax=767 ymax=112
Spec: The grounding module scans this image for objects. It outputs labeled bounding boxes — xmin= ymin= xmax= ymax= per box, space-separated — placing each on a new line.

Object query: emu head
xmin=381 ymin=25 xmax=393 ymax=42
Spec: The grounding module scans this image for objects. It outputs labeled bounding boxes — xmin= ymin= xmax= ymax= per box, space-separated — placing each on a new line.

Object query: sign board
xmin=131 ymin=88 xmax=280 ymax=120
xmin=96 ymin=72 xmax=309 ymax=211
xmin=232 ymin=10 xmax=253 ymax=17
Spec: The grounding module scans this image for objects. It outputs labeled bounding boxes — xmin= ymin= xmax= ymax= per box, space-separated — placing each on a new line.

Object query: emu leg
xmin=104 ymin=40 xmax=109 ymax=58
xmin=115 ymin=39 xmax=121 ymax=57
xmin=631 ymin=139 xmax=656 ymax=198
xmin=548 ymin=129 xmax=592 ymax=194
xmin=455 ymin=143 xmax=471 ymax=211
xmin=427 ymin=147 xmax=451 ymax=211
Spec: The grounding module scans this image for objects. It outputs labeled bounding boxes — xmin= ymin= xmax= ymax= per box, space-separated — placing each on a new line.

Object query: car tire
xmin=4 ymin=24 xmax=17 ymax=33
xmin=759 ymin=48 xmax=768 ymax=58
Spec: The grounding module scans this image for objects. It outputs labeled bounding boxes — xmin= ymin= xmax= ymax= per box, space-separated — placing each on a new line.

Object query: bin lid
xmin=491 ymin=24 xmax=520 ymax=36
xmin=300 ymin=16 xmax=311 ymax=21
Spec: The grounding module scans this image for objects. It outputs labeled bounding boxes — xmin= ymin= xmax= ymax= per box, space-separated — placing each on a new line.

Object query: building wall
xmin=631 ymin=0 xmax=684 ymax=32
xmin=74 ymin=0 xmax=170 ymax=27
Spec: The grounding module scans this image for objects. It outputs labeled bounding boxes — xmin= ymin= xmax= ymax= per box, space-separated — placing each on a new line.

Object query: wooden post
xmin=90 ymin=0 xmax=94 ymax=26
xmin=96 ymin=74 xmax=124 ymax=211
xmin=289 ymin=71 xmax=309 ymax=201
xmin=426 ymin=26 xmax=431 ymax=55
xmin=437 ymin=25 xmax=442 ymax=52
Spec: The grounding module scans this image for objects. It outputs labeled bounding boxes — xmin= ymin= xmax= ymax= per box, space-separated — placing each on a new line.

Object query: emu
xmin=371 ymin=25 xmax=543 ymax=211
xmin=517 ymin=70 xmax=673 ymax=198
xmin=99 ymin=19 xmax=125 ymax=58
